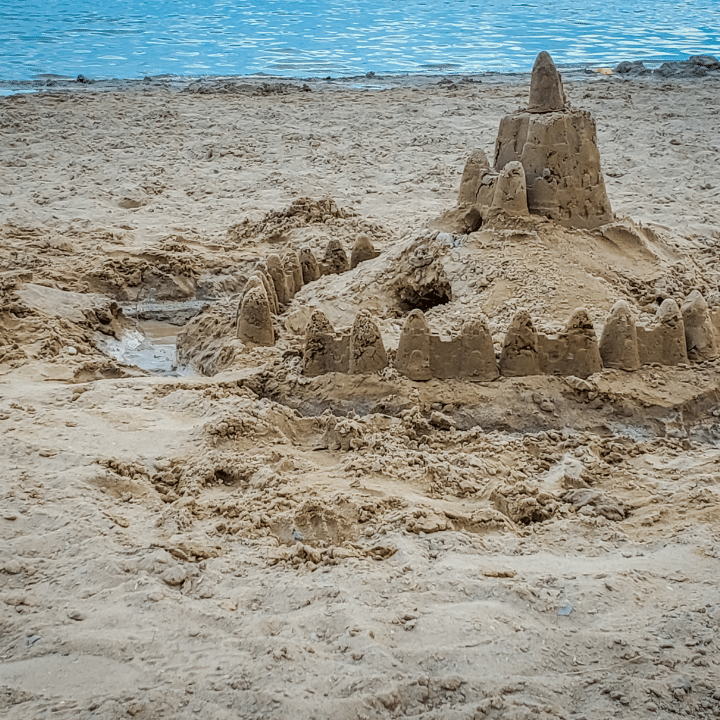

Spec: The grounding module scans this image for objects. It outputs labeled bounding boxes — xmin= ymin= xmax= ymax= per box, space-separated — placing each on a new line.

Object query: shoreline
xmin=2 ymin=54 xmax=719 ymax=96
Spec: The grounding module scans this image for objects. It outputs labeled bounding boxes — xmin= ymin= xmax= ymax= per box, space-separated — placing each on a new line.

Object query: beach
xmin=2 ymin=69 xmax=720 ymax=720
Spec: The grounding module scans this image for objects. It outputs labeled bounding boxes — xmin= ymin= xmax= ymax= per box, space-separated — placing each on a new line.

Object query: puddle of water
xmin=98 ymin=320 xmax=194 ymax=376
xmin=95 ymin=299 xmax=210 ymax=375
xmin=606 ymin=424 xmax=657 ymax=441
xmin=141 ymin=319 xmax=181 ymax=345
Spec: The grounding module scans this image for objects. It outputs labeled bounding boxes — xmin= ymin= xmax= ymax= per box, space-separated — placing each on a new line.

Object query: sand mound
xmin=227 ymin=196 xmax=390 ymax=248
xmin=0 ymin=279 xmax=136 ymax=374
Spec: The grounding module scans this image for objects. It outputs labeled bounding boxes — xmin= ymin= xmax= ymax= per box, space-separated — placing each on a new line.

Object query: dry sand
xmin=1 ymin=72 xmax=720 ymax=720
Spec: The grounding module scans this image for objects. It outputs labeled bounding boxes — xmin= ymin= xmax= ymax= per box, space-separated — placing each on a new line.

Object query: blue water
xmin=1 ymin=0 xmax=719 ymax=81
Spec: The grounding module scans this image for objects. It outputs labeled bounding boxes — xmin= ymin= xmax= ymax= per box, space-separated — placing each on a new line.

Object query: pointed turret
xmin=236 ymin=285 xmax=274 ymax=347
xmin=460 ymin=316 xmax=499 ymax=380
xmin=499 ymin=310 xmax=540 ymax=376
xmin=681 ymin=290 xmax=719 ymax=361
xmin=561 ymin=309 xmax=603 ymax=376
xmin=299 ymin=247 xmax=320 ymax=285
xmin=349 ymin=310 xmax=388 ymax=374
xmin=456 ymin=149 xmax=492 ymax=206
xmin=266 ymin=253 xmax=291 ymax=307
xmin=322 ymin=238 xmax=349 ymax=275
xmin=490 ymin=161 xmax=529 ymax=216
xmin=350 ymin=234 xmax=378 ymax=269
xmin=282 ymin=249 xmax=304 ymax=298
xmin=528 ymin=51 xmax=566 ymax=113
xmin=599 ymin=300 xmax=640 ymax=370
xmin=395 ymin=310 xmax=432 ymax=381
xmin=250 ymin=264 xmax=279 ymax=315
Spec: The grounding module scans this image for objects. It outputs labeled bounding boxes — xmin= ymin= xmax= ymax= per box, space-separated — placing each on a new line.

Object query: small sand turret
xmin=599 ymin=300 xmax=640 ymax=370
xmin=490 ymin=161 xmax=529 ymax=217
xmin=527 ymin=51 xmax=566 ymax=113
xmin=250 ymin=264 xmax=279 ymax=315
xmin=499 ymin=311 xmax=540 ymax=377
xmin=350 ymin=234 xmax=378 ymax=269
xmin=457 ymin=149 xmax=492 ymax=206
xmin=395 ymin=310 xmax=432 ymax=381
xmin=236 ymin=285 xmax=274 ymax=347
xmin=637 ymin=299 xmax=688 ymax=366
xmin=349 ymin=310 xmax=387 ymax=374
xmin=299 ymin=247 xmax=320 ymax=285
xmin=681 ymin=290 xmax=719 ymax=361
xmin=266 ymin=253 xmax=291 ymax=307
xmin=282 ymin=250 xmax=304 ymax=298
xmin=460 ymin=316 xmax=499 ymax=381
xmin=241 ymin=275 xmax=265 ymax=301
xmin=322 ymin=239 xmax=349 ymax=275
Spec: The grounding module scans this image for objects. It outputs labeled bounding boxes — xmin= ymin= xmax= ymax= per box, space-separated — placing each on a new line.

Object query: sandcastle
xmin=453 ymin=51 xmax=614 ymax=229
xmin=233 ymin=52 xmax=720 ymax=382
xmin=302 ymin=293 xmax=720 ymax=381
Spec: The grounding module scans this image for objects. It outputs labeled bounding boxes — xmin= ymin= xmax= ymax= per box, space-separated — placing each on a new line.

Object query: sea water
xmin=1 ymin=0 xmax=719 ymax=81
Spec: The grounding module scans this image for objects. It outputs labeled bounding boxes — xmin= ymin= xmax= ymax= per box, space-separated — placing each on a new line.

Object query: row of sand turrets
xmin=303 ymin=292 xmax=720 ymax=381
xmin=454 ymin=51 xmax=614 ymax=230
xmin=236 ymin=235 xmax=379 ymax=347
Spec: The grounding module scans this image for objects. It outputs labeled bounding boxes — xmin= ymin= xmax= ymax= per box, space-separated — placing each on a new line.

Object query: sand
xmin=2 ymin=71 xmax=720 ymax=720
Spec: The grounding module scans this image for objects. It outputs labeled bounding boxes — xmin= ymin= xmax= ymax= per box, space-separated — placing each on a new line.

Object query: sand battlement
xmin=302 ymin=295 xmax=720 ymax=381
xmin=233 ymin=228 xmax=720 ymax=381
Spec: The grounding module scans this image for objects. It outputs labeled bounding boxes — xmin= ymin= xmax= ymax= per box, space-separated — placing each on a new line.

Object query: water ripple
xmin=0 ymin=0 xmax=718 ymax=80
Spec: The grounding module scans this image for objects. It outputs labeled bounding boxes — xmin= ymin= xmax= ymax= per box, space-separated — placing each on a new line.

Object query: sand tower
xmin=455 ymin=51 xmax=614 ymax=230
xmin=494 ymin=52 xmax=613 ymax=228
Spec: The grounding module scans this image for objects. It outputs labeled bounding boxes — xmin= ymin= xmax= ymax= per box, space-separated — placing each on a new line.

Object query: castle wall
xmin=301 ymin=296 xmax=719 ymax=381
xmin=429 ymin=336 xmax=463 ymax=379
xmin=232 ymin=222 xmax=719 ymax=381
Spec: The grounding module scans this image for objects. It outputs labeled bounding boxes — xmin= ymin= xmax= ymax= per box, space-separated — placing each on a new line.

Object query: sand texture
xmin=2 ymin=71 xmax=720 ymax=720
